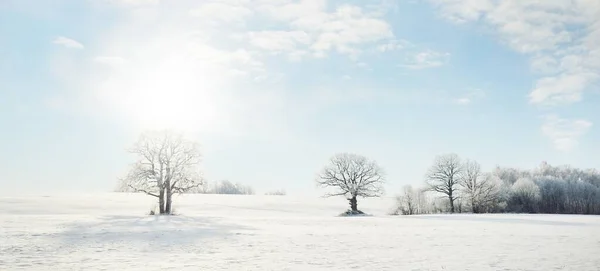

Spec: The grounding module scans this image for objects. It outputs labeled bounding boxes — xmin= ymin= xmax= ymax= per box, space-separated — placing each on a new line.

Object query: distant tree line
xmin=264 ymin=189 xmax=287 ymax=196
xmin=196 ymin=180 xmax=255 ymax=195
xmin=117 ymin=179 xmax=256 ymax=195
xmin=393 ymin=154 xmax=600 ymax=215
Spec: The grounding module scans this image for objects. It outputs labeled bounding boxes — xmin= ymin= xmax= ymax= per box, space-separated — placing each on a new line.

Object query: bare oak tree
xmin=316 ymin=153 xmax=385 ymax=213
xmin=425 ymin=153 xmax=462 ymax=213
xmin=460 ymin=160 xmax=501 ymax=213
xmin=121 ymin=130 xmax=203 ymax=215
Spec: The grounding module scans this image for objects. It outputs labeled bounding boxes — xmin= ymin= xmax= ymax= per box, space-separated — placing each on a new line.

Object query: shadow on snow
xmin=55 ymin=215 xmax=255 ymax=247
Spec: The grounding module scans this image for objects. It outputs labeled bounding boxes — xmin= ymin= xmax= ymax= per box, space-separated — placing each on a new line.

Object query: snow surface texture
xmin=1 ymin=193 xmax=599 ymax=270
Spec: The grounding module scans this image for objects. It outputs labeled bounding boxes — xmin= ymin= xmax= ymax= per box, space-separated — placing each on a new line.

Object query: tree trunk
xmin=158 ymin=189 xmax=166 ymax=214
xmin=349 ymin=196 xmax=358 ymax=212
xmin=449 ymin=196 xmax=455 ymax=214
xmin=165 ymin=190 xmax=172 ymax=214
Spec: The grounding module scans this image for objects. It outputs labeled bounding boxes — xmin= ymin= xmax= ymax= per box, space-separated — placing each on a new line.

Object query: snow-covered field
xmin=1 ymin=193 xmax=599 ymax=270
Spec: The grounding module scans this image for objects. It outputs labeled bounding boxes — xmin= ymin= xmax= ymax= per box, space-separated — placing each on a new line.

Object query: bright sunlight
xmin=97 ymin=54 xmax=223 ymax=133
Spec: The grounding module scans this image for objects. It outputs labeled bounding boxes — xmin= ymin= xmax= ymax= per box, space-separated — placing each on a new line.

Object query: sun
xmin=106 ymin=56 xmax=223 ymax=133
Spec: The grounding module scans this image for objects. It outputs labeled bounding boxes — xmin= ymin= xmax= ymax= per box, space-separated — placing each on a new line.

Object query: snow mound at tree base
xmin=339 ymin=210 xmax=371 ymax=217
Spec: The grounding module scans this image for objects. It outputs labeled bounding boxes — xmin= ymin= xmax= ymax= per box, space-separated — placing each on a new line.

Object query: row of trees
xmin=394 ymin=154 xmax=600 ymax=215
xmin=118 ymin=131 xmax=598 ymax=216
xmin=190 ymin=180 xmax=256 ymax=195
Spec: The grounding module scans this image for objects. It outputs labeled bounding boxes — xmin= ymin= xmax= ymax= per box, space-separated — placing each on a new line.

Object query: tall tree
xmin=425 ymin=153 xmax=462 ymax=213
xmin=460 ymin=160 xmax=501 ymax=213
xmin=316 ymin=153 xmax=385 ymax=213
xmin=121 ymin=130 xmax=203 ymax=214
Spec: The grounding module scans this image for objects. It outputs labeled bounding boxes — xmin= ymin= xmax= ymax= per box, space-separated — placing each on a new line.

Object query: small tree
xmin=396 ymin=185 xmax=418 ymax=215
xmin=425 ymin=153 xmax=462 ymax=213
xmin=121 ymin=130 xmax=203 ymax=215
xmin=316 ymin=153 xmax=385 ymax=214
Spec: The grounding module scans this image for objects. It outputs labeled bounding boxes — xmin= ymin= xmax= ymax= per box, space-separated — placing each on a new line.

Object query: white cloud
xmin=52 ymin=36 xmax=84 ymax=49
xmin=530 ymin=55 xmax=559 ymax=74
xmin=247 ymin=30 xmax=311 ymax=52
xmin=102 ymin=0 xmax=159 ymax=7
xmin=377 ymin=39 xmax=412 ymax=52
xmin=189 ymin=1 xmax=253 ymax=24
xmin=242 ymin=1 xmax=394 ymax=58
xmin=189 ymin=1 xmax=398 ymax=60
xmin=431 ymin=0 xmax=600 ymax=106
xmin=430 ymin=0 xmax=493 ymax=23
xmin=400 ymin=50 xmax=450 ymax=70
xmin=529 ymin=73 xmax=597 ymax=105
xmin=310 ymin=5 xmax=393 ymax=56
xmin=453 ymin=98 xmax=470 ymax=105
xmin=542 ymin=115 xmax=593 ymax=151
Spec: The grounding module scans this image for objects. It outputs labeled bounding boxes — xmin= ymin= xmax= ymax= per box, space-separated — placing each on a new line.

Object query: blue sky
xmin=1 ymin=0 xmax=599 ymax=195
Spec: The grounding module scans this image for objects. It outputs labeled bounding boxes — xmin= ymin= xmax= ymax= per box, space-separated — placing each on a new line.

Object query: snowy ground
xmin=1 ymin=193 xmax=599 ymax=270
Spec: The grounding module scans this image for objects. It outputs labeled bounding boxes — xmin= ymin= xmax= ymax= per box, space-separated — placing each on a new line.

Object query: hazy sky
xmin=1 ymin=0 xmax=599 ymax=195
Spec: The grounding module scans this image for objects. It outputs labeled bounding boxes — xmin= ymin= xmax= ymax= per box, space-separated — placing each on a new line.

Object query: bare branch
xmin=127 ymin=184 xmax=159 ymax=198
xmin=120 ymin=130 xmax=204 ymax=214
xmin=316 ymin=153 xmax=385 ymax=199
xmin=425 ymin=153 xmax=463 ymax=213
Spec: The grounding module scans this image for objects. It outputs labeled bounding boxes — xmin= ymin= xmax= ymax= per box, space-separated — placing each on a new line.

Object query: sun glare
xmin=109 ymin=56 xmax=222 ymax=133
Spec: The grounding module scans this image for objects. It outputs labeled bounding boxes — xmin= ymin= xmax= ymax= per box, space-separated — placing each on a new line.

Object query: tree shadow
xmin=55 ymin=215 xmax=255 ymax=248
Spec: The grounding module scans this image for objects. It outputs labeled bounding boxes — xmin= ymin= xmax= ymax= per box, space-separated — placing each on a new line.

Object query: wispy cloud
xmin=52 ymin=36 xmax=84 ymax=49
xmin=430 ymin=0 xmax=600 ymax=106
xmin=453 ymin=88 xmax=485 ymax=106
xmin=542 ymin=115 xmax=593 ymax=151
xmin=453 ymin=97 xmax=471 ymax=105
xmin=377 ymin=39 xmax=412 ymax=52
xmin=529 ymin=73 xmax=596 ymax=106
xmin=400 ymin=50 xmax=450 ymax=70
xmin=246 ymin=30 xmax=311 ymax=56
xmin=102 ymin=0 xmax=159 ymax=7
xmin=188 ymin=1 xmax=394 ymax=59
xmin=189 ymin=2 xmax=253 ymax=24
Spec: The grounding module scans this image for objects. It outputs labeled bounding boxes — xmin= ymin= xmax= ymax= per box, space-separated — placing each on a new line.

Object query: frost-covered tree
xmin=508 ymin=178 xmax=540 ymax=213
xmin=396 ymin=185 xmax=417 ymax=215
xmin=536 ymin=177 xmax=567 ymax=213
xmin=493 ymin=166 xmax=530 ymax=185
xmin=121 ymin=130 xmax=204 ymax=215
xmin=425 ymin=153 xmax=462 ymax=213
xmin=212 ymin=180 xmax=255 ymax=195
xmin=493 ymin=162 xmax=600 ymax=214
xmin=460 ymin=160 xmax=502 ymax=213
xmin=416 ymin=159 xmax=600 ymax=215
xmin=316 ymin=153 xmax=385 ymax=214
